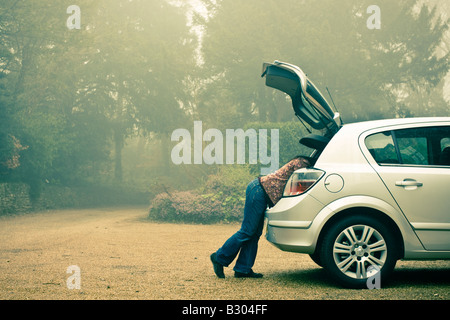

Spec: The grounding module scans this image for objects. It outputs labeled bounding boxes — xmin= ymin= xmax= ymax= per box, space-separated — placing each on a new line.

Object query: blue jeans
xmin=215 ymin=178 xmax=268 ymax=273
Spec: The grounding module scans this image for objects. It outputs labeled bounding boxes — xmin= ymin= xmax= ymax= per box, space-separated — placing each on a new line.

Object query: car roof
xmin=341 ymin=117 xmax=450 ymax=133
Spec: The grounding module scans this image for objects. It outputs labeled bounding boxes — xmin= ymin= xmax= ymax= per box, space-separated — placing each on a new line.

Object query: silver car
xmin=262 ymin=61 xmax=450 ymax=288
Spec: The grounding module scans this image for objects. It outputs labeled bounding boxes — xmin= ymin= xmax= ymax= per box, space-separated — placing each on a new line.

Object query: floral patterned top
xmin=259 ymin=157 xmax=309 ymax=207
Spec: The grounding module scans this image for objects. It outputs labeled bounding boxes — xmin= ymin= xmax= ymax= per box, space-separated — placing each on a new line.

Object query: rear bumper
xmin=265 ymin=219 xmax=316 ymax=254
xmin=264 ymin=193 xmax=325 ymax=254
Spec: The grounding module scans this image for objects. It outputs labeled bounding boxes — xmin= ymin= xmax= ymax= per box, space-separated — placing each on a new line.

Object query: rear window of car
xmin=365 ymin=131 xmax=399 ymax=164
xmin=365 ymin=126 xmax=450 ymax=167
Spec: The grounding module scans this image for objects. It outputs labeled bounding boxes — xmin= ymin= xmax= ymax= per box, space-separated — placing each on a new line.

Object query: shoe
xmin=210 ymin=253 xmax=225 ymax=278
xmin=234 ymin=270 xmax=263 ymax=278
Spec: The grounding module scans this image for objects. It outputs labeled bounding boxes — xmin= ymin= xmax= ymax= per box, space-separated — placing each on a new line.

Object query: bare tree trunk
xmin=113 ymin=126 xmax=124 ymax=182
xmin=160 ymin=133 xmax=170 ymax=171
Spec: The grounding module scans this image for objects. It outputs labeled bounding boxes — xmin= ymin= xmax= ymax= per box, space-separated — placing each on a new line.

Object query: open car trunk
xmin=262 ymin=61 xmax=342 ymax=137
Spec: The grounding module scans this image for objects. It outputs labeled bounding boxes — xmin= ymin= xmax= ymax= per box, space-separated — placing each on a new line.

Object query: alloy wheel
xmin=332 ymin=224 xmax=387 ymax=280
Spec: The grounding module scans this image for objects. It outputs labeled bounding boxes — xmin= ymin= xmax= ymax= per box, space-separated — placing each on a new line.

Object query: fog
xmin=0 ymin=0 xmax=448 ymax=217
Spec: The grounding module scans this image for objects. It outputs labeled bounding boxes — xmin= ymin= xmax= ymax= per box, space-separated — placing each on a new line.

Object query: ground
xmin=0 ymin=207 xmax=448 ymax=300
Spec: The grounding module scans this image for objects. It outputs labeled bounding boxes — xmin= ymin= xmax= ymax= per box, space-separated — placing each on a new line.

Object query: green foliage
xmin=0 ymin=0 xmax=197 ymax=203
xmin=0 ymin=182 xmax=149 ymax=215
xmin=1 ymin=0 xmax=448 ymax=215
xmin=148 ymin=165 xmax=253 ymax=224
xmin=148 ymin=191 xmax=228 ymax=224
xmin=0 ymin=97 xmax=14 ymax=177
xmin=147 ymin=120 xmax=315 ymax=223
xmin=244 ymin=121 xmax=315 ymax=168
xmin=198 ymin=0 xmax=449 ymax=125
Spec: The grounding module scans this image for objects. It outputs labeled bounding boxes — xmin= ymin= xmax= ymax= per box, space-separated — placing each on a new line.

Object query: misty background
xmin=0 ymin=0 xmax=449 ymax=221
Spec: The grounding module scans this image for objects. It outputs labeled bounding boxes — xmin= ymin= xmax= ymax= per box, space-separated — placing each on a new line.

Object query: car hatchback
xmin=261 ymin=61 xmax=450 ymax=288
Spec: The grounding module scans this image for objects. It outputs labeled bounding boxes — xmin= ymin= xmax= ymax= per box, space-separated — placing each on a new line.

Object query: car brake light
xmin=283 ymin=169 xmax=324 ymax=197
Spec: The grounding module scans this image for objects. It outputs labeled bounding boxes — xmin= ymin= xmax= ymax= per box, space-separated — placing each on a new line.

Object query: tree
xmin=75 ymin=0 xmax=197 ymax=180
xmin=196 ymin=0 xmax=449 ymax=126
xmin=0 ymin=0 xmax=94 ymax=197
xmin=0 ymin=0 xmax=197 ymax=195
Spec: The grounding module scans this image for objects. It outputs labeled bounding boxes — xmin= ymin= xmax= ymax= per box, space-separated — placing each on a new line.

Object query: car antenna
xmin=326 ymin=87 xmax=344 ymax=125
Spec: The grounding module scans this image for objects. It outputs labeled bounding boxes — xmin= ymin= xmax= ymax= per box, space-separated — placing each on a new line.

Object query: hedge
xmin=148 ymin=165 xmax=253 ymax=224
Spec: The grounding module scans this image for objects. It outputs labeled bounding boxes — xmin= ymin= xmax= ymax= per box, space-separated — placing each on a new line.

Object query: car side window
xmin=395 ymin=129 xmax=429 ymax=165
xmin=366 ymin=126 xmax=450 ymax=167
xmin=365 ymin=131 xmax=399 ymax=164
xmin=395 ymin=126 xmax=450 ymax=166
xmin=439 ymin=137 xmax=450 ymax=166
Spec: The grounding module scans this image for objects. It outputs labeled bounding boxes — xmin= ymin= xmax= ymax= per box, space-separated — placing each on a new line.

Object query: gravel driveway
xmin=0 ymin=207 xmax=448 ymax=300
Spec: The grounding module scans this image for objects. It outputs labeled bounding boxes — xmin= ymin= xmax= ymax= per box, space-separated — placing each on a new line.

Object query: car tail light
xmin=283 ymin=169 xmax=324 ymax=197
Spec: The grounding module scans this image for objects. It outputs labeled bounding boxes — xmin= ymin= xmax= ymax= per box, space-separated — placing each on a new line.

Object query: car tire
xmin=319 ymin=214 xmax=398 ymax=289
xmin=309 ymin=252 xmax=322 ymax=267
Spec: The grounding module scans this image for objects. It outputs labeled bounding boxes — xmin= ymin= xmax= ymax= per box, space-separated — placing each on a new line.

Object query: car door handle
xmin=395 ymin=179 xmax=423 ymax=187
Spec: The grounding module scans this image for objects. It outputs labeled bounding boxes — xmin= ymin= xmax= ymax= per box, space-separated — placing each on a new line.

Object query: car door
xmin=364 ymin=124 xmax=450 ymax=251
xmin=261 ymin=61 xmax=342 ymax=135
